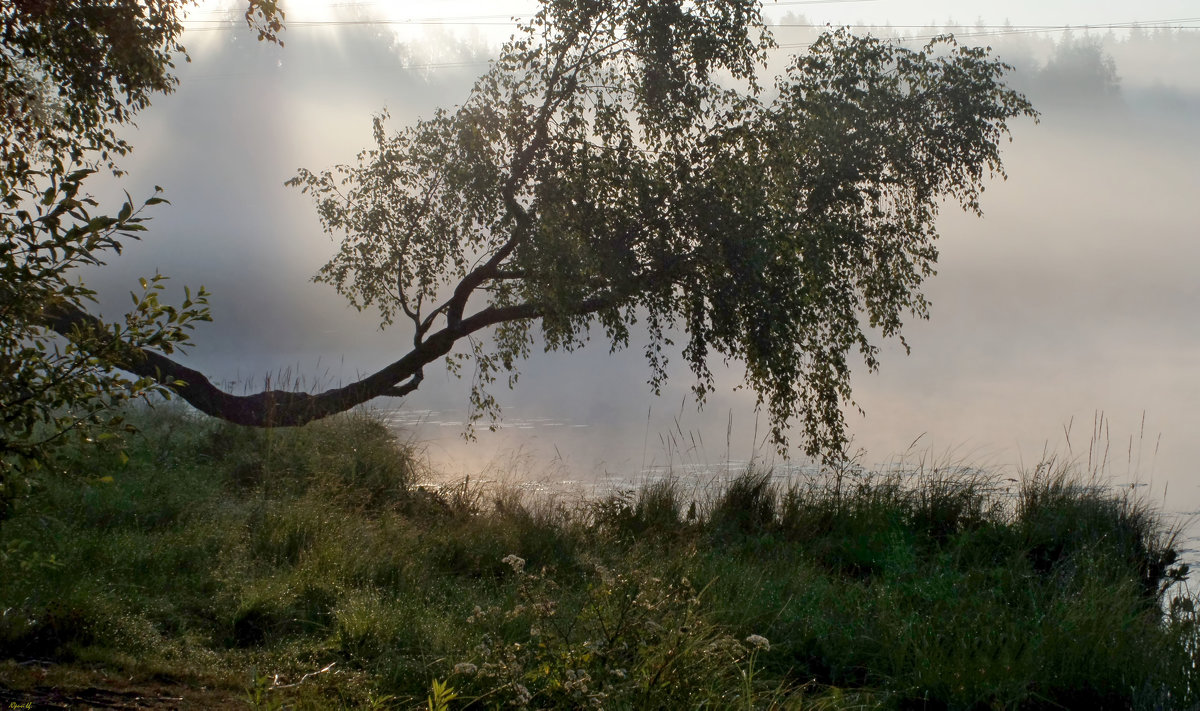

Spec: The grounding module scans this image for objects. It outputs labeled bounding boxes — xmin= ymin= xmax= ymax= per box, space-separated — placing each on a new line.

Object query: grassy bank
xmin=0 ymin=406 xmax=1196 ymax=709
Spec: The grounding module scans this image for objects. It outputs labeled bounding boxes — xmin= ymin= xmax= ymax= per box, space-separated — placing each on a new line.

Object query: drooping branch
xmin=38 ymin=291 xmax=623 ymax=428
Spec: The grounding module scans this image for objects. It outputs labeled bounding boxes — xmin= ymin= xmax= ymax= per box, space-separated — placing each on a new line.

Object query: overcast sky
xmin=87 ymin=1 xmax=1200 ymax=512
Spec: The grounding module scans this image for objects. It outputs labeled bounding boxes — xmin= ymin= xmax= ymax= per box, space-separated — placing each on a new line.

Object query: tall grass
xmin=0 ymin=405 xmax=1196 ymax=709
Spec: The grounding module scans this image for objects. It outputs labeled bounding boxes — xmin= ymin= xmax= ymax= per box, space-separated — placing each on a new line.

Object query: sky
xmin=86 ymin=1 xmax=1200 ymax=515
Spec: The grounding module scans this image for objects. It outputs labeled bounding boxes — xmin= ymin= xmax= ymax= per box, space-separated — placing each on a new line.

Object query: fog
xmin=84 ymin=9 xmax=1200 ymax=513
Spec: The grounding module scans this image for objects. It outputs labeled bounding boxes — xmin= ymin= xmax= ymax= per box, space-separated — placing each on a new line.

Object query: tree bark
xmin=38 ymin=296 xmax=615 ymax=427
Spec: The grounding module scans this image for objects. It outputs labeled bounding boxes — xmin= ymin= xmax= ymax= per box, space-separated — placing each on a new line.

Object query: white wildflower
xmin=745 ymin=634 xmax=770 ymax=651
xmin=501 ymin=554 xmax=526 ymax=573
xmin=514 ymin=683 xmax=532 ymax=704
xmin=453 ymin=662 xmax=478 ymax=676
xmin=564 ymin=669 xmax=591 ymax=694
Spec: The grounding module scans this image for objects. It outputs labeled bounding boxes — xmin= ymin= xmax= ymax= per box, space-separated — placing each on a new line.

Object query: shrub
xmin=709 ymin=468 xmax=777 ymax=536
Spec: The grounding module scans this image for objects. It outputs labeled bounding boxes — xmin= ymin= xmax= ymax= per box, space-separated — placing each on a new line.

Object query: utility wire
xmin=775 ymin=19 xmax=1200 ymax=49
xmin=181 ymin=0 xmax=880 ymax=25
xmin=181 ymin=12 xmax=1200 ymax=34
xmin=178 ymin=7 xmax=1200 ymax=76
xmin=182 ymin=14 xmax=1200 ymax=27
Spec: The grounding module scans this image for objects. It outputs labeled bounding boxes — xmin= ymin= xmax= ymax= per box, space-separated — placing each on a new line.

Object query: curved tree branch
xmin=38 ymin=292 xmax=622 ymax=428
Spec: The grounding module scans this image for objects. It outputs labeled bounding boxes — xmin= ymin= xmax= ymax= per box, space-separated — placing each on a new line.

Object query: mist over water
xmin=84 ymin=15 xmax=1200 ymax=521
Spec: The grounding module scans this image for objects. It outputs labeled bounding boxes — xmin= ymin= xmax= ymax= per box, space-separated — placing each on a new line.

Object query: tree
xmin=1 ymin=0 xmax=283 ymax=517
xmin=34 ymin=0 xmax=1035 ymax=463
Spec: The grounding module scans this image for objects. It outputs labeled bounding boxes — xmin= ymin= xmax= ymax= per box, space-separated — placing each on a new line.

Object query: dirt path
xmin=0 ymin=662 xmax=243 ymax=710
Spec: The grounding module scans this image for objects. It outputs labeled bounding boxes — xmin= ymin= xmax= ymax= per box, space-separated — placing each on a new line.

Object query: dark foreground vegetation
xmin=0 ymin=407 xmax=1196 ymax=709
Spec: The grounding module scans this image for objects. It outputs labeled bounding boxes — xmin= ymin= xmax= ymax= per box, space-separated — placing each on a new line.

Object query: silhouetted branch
xmin=38 ymin=292 xmax=620 ymax=428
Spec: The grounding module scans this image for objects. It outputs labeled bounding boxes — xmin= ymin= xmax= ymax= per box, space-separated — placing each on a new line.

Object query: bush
xmin=0 ymin=406 xmax=1195 ymax=709
xmin=709 ymin=468 xmax=776 ymax=536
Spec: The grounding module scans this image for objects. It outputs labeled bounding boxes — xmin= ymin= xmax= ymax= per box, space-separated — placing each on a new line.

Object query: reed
xmin=0 ymin=405 xmax=1195 ymax=709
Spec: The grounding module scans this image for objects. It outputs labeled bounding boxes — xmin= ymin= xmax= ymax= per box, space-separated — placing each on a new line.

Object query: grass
xmin=0 ymin=404 xmax=1197 ymax=709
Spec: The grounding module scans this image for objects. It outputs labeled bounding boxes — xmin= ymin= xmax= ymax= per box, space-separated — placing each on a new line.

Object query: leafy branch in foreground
xmin=1 ymin=0 xmax=283 ymax=517
xmin=0 ymin=166 xmax=211 ymax=518
xmin=42 ymin=1 xmax=1035 ymax=460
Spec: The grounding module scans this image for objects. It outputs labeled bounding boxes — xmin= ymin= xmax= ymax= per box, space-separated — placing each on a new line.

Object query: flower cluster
xmin=501 ymin=553 xmax=526 ymax=574
xmin=444 ymin=556 xmax=758 ymax=708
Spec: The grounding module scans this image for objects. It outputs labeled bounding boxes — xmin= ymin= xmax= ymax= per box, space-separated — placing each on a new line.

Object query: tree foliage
xmin=0 ymin=0 xmax=282 ymax=517
xmin=286 ymin=1 xmax=1035 ymax=456
xmin=14 ymin=0 xmax=1035 ymax=477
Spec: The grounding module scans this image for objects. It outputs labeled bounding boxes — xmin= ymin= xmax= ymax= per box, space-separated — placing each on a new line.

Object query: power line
xmin=186 ymin=19 xmax=1200 ymax=80
xmin=774 ymin=18 xmax=1200 ymax=29
xmin=774 ymin=19 xmax=1200 ymax=49
xmin=177 ymin=4 xmax=1200 ymax=75
xmin=181 ymin=11 xmax=1200 ymax=35
xmin=181 ymin=0 xmax=878 ymax=25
